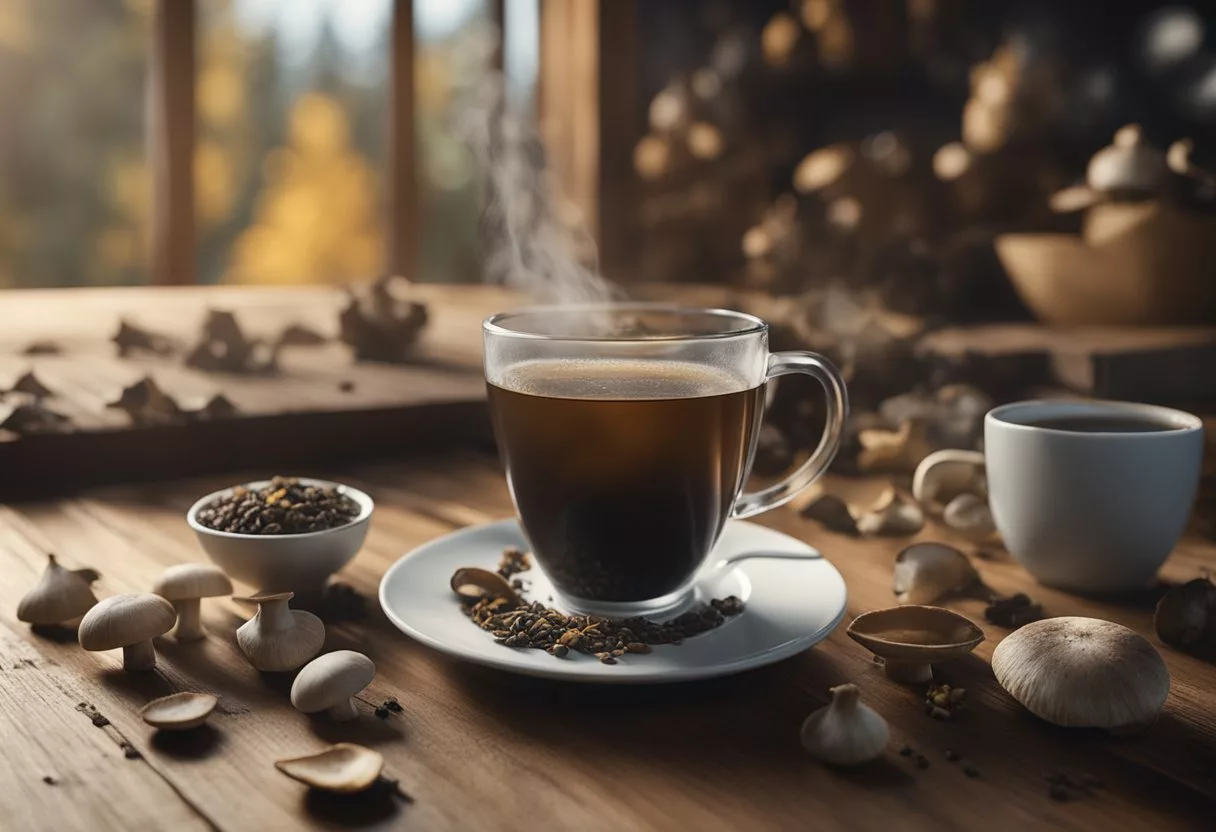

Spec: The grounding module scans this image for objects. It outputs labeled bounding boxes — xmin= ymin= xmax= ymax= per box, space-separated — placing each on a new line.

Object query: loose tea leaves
xmin=984 ymin=593 xmax=1044 ymax=629
xmin=496 ymin=547 xmax=531 ymax=579
xmin=196 ymin=477 xmax=361 ymax=535
xmin=457 ymin=550 xmax=745 ymax=662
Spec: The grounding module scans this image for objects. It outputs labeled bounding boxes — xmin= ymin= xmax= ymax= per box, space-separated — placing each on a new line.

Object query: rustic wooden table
xmin=1 ymin=454 xmax=1213 ymax=831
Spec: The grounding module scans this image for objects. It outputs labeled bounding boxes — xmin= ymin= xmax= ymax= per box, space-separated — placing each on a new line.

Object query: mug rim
xmin=986 ymin=399 xmax=1203 ymax=437
xmin=483 ymin=302 xmax=767 ymax=343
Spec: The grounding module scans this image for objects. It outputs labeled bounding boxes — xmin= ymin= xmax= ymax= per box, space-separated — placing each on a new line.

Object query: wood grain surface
xmin=0 ymin=285 xmax=517 ymax=496
xmin=0 ymin=454 xmax=1213 ymax=832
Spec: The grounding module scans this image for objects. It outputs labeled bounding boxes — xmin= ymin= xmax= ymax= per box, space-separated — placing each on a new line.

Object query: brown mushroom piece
xmin=140 ymin=692 xmax=218 ymax=731
xmin=291 ymin=651 xmax=376 ymax=721
xmin=17 ymin=554 xmax=99 ymax=628
xmin=78 ymin=593 xmax=177 ymax=671
xmin=892 ymin=542 xmax=982 ymax=605
xmin=992 ymin=617 xmax=1170 ymax=733
xmin=450 ymin=567 xmax=522 ymax=606
xmin=856 ymin=488 xmax=924 ymax=537
xmin=153 ymin=564 xmax=234 ymax=641
xmin=848 ymin=606 xmax=984 ymax=683
xmin=800 ymin=494 xmax=858 ymax=535
xmin=276 ymin=744 xmax=384 ymax=793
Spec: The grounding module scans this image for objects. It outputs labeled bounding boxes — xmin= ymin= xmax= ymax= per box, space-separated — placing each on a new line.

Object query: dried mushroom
xmin=912 ymin=449 xmax=986 ymax=515
xmin=800 ymin=494 xmax=858 ymax=535
xmin=276 ymin=323 xmax=328 ymax=348
xmin=113 ymin=319 xmax=176 ymax=358
xmin=848 ymin=605 xmax=984 ymax=683
xmin=186 ymin=310 xmax=277 ymax=374
xmin=1154 ymin=575 xmax=1216 ymax=656
xmin=893 ymin=542 xmax=981 ymax=605
xmin=942 ymin=493 xmax=996 ymax=538
xmin=10 ymin=371 xmax=52 ymax=398
xmin=108 ymin=376 xmax=183 ymax=425
xmin=140 ymin=692 xmax=217 ymax=731
xmin=276 ymin=744 xmax=383 ymax=794
xmin=856 ymin=487 xmax=924 ymax=536
xmin=800 ymin=684 xmax=889 ymax=766
xmin=339 ymin=275 xmax=429 ymax=363
xmin=194 ymin=393 xmax=238 ymax=420
xmin=17 ymin=554 xmax=98 ymax=627
xmin=992 ymin=617 xmax=1170 ymax=733
xmin=0 ymin=400 xmax=70 ymax=434
xmin=857 ymin=418 xmax=932 ymax=474
xmin=450 ymin=567 xmax=522 ymax=606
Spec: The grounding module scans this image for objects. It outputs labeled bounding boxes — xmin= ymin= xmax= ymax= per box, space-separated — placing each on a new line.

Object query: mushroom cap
xmin=17 ymin=554 xmax=98 ymax=624
xmin=140 ymin=692 xmax=218 ymax=731
xmin=848 ymin=605 xmax=984 ymax=663
xmin=78 ymin=593 xmax=177 ymax=651
xmin=291 ymin=650 xmax=376 ymax=713
xmin=275 ymin=743 xmax=383 ymax=793
xmin=992 ymin=616 xmax=1170 ymax=730
xmin=153 ymin=563 xmax=233 ymax=601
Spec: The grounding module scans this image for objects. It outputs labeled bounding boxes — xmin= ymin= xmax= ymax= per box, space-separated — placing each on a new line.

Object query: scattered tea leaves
xmin=985 ymin=592 xmax=1044 ymax=628
xmin=459 ymin=549 xmax=745 ymax=663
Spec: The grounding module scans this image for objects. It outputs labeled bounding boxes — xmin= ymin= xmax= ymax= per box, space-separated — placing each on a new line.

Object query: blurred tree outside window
xmin=0 ymin=0 xmax=498 ymax=289
xmin=0 ymin=0 xmax=150 ymax=288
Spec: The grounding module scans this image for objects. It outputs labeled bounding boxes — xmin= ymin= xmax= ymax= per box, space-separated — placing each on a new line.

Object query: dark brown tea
xmin=1026 ymin=415 xmax=1179 ymax=433
xmin=488 ymin=360 xmax=763 ymax=603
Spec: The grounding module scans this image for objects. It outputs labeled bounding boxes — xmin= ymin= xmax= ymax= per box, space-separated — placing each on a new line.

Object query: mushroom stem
xmin=173 ymin=599 xmax=205 ymax=641
xmin=326 ymin=698 xmax=359 ymax=721
xmin=259 ymin=597 xmax=295 ymax=632
xmin=883 ymin=660 xmax=933 ymax=684
xmin=123 ymin=640 xmax=157 ymax=671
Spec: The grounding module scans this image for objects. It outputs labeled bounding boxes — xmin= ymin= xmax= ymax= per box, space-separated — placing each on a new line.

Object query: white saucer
xmin=378 ymin=519 xmax=847 ymax=684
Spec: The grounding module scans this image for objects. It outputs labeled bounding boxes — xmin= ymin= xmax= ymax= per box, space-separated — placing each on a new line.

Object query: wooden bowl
xmin=996 ymin=201 xmax=1216 ymax=326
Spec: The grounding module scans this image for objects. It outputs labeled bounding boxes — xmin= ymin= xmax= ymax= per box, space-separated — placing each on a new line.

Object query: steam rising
xmin=452 ymin=30 xmax=621 ymax=305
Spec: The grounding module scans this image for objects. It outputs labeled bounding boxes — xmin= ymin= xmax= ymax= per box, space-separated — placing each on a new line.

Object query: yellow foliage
xmin=198 ymin=63 xmax=245 ymax=125
xmin=95 ymin=227 xmax=139 ymax=270
xmin=196 ymin=139 xmax=236 ymax=225
xmin=227 ymin=92 xmax=383 ymax=284
xmin=108 ymin=156 xmax=151 ymax=224
xmin=0 ymin=0 xmax=33 ymax=53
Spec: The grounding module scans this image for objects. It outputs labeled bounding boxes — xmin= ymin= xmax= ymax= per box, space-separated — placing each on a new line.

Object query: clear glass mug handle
xmin=731 ymin=351 xmax=849 ymax=519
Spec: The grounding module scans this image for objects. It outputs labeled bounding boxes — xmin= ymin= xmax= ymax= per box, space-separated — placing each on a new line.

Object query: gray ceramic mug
xmin=985 ymin=400 xmax=1204 ymax=592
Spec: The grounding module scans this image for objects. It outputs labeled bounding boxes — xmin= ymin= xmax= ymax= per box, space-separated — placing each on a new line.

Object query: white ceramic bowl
xmin=187 ymin=478 xmax=374 ymax=593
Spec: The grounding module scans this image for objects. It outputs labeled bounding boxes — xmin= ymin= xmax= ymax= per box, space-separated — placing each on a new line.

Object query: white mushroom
xmin=892 ymin=542 xmax=981 ymax=605
xmin=856 ymin=488 xmax=925 ymax=536
xmin=857 ymin=419 xmax=932 ymax=474
xmin=275 ymin=743 xmax=383 ymax=793
xmin=1086 ymin=124 xmax=1169 ymax=196
xmin=153 ymin=564 xmax=233 ymax=641
xmin=235 ymin=592 xmax=324 ymax=672
xmin=992 ymin=617 xmax=1170 ymax=733
xmin=912 ymin=449 xmax=986 ymax=515
xmin=291 ymin=651 xmax=376 ymax=721
xmin=942 ymin=493 xmax=996 ymax=539
xmin=800 ymin=684 xmax=889 ymax=766
xmin=78 ymin=593 xmax=176 ymax=671
xmin=17 ymin=554 xmax=98 ymax=627
xmin=140 ymin=692 xmax=218 ymax=731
